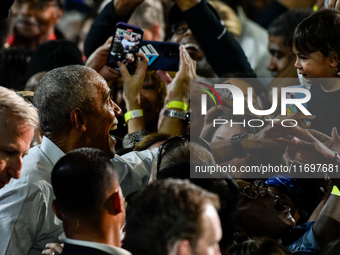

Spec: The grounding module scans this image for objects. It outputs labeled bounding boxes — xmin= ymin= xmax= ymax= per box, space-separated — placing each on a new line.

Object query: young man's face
xmin=0 ymin=113 xmax=34 ymax=189
xmin=267 ymin=35 xmax=295 ymax=77
xmin=10 ymin=0 xmax=62 ymax=40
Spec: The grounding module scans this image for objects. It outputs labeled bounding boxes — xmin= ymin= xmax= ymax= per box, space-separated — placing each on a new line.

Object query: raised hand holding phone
xmin=157 ymin=45 xmax=196 ymax=135
xmin=118 ymin=52 xmax=149 ymax=133
xmin=118 ymin=52 xmax=149 ymax=109
xmin=107 ymin=22 xmax=144 ymax=74
xmin=85 ymin=36 xmax=121 ymax=81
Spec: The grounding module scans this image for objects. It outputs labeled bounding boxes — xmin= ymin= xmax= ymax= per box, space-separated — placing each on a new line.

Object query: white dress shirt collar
xmin=40 ymin=136 xmax=65 ymax=165
xmin=65 ymin=238 xmax=131 ymax=255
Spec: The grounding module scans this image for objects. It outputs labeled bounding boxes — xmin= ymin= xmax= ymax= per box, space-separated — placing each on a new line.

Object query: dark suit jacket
xmin=61 ymin=243 xmax=119 ymax=255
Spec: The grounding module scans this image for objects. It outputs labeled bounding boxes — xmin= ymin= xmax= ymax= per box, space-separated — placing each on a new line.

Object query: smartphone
xmin=287 ymin=105 xmax=307 ymax=128
xmin=139 ymin=41 xmax=179 ymax=71
xmin=107 ymin=22 xmax=144 ymax=73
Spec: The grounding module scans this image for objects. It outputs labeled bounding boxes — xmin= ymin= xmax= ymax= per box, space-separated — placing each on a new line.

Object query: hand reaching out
xmin=85 ymin=36 xmax=121 ymax=82
xmin=118 ymin=53 xmax=149 ymax=111
xmin=308 ymin=127 xmax=340 ymax=154
xmin=157 ymin=45 xmax=196 ymax=104
xmin=266 ymin=123 xmax=338 ymax=164
xmin=41 ymin=243 xmax=64 ymax=255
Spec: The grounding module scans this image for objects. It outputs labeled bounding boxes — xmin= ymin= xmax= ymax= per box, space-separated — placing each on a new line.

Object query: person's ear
xmin=169 ymin=240 xmax=192 ymax=255
xmin=107 ymin=192 xmax=123 ymax=215
xmin=52 ymin=199 xmax=64 ymax=220
xmin=70 ymin=108 xmax=87 ymax=132
xmin=329 ymin=51 xmax=339 ymax=68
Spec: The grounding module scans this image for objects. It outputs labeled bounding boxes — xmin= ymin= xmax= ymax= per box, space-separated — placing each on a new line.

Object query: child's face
xmin=293 ymin=44 xmax=338 ymax=82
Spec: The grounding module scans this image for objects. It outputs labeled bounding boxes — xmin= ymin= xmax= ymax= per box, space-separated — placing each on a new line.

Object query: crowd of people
xmin=1 ymin=0 xmax=340 ymax=254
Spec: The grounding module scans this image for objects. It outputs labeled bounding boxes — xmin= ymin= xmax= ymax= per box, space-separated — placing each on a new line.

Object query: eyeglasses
xmin=156 ymin=135 xmax=211 ymax=178
xmin=240 ymin=180 xmax=269 ymax=200
xmin=172 ymin=24 xmax=191 ymax=35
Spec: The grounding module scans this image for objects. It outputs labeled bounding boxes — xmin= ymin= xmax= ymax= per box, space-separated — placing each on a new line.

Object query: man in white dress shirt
xmin=0 ymin=64 xmax=155 ymax=255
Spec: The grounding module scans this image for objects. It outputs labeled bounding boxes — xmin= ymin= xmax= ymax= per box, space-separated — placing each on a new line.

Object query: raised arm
xmin=158 ymin=45 xmax=194 ymax=136
xmin=118 ymin=53 xmax=149 ymax=133
xmin=173 ymin=0 xmax=255 ymax=77
xmin=84 ymin=0 xmax=144 ymax=58
xmin=313 ymin=191 xmax=340 ymax=249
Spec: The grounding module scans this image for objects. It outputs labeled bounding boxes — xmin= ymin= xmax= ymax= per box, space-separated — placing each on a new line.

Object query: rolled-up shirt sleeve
xmin=112 ymin=149 xmax=157 ymax=196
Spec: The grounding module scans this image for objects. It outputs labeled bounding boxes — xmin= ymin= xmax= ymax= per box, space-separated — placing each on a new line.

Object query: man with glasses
xmin=234 ymin=178 xmax=340 ymax=254
xmin=8 ymin=0 xmax=63 ymax=50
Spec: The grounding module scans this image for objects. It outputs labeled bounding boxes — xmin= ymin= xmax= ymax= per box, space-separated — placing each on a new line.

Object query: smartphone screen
xmin=107 ymin=22 xmax=144 ymax=73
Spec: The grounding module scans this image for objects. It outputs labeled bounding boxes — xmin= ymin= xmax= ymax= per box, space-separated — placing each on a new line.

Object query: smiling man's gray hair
xmin=33 ymin=65 xmax=101 ymax=135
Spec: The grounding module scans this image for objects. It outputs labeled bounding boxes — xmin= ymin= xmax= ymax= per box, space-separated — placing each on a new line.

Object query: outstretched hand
xmin=85 ymin=36 xmax=121 ymax=81
xmin=41 ymin=243 xmax=64 ymax=255
xmin=157 ymin=45 xmax=196 ymax=104
xmin=118 ymin=53 xmax=149 ymax=111
xmin=157 ymin=45 xmax=196 ymax=135
xmin=308 ymin=128 xmax=340 ymax=154
xmin=266 ymin=122 xmax=338 ymax=164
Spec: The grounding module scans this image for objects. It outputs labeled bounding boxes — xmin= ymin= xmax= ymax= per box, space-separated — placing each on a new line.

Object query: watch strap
xmin=230 ymin=132 xmax=248 ymax=158
xmin=164 ymin=109 xmax=190 ymax=123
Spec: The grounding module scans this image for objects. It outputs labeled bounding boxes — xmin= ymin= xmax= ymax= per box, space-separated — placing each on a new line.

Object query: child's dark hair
xmin=293 ymin=9 xmax=340 ymax=57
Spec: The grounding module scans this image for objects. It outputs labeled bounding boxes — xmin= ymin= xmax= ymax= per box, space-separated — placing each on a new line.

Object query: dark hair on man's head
xmin=125 ymin=179 xmax=220 ymax=255
xmin=268 ymin=8 xmax=314 ymax=47
xmin=156 ymin=162 xmax=239 ymax=250
xmin=33 ymin=65 xmax=100 ymax=135
xmin=293 ymin=9 xmax=340 ymax=57
xmin=51 ymin=148 xmax=117 ymax=218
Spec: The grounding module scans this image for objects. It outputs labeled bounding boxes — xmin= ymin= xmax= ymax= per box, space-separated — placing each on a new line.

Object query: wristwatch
xmin=164 ymin=109 xmax=190 ymax=124
xmin=230 ymin=132 xmax=248 ymax=158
